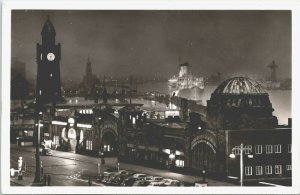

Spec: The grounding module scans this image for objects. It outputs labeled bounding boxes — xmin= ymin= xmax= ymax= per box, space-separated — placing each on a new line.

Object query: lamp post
xmin=33 ymin=111 xmax=43 ymax=184
xmin=229 ymin=143 xmax=253 ymax=187
xmin=202 ymin=167 xmax=206 ymax=183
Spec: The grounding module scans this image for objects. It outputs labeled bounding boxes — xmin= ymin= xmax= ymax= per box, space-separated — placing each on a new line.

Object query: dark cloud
xmin=11 ymin=10 xmax=291 ymax=80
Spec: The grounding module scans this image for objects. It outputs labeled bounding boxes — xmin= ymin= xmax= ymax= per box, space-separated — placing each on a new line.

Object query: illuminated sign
xmin=165 ymin=110 xmax=180 ymax=118
xmin=52 ymin=121 xmax=67 ymax=126
xmin=68 ymin=128 xmax=76 ymax=139
xmin=77 ymin=123 xmax=92 ymax=128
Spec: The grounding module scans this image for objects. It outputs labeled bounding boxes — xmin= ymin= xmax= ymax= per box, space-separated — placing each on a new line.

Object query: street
xmin=10 ymin=144 xmax=235 ymax=186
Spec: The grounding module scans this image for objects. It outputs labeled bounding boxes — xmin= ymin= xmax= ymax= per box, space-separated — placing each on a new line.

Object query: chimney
xmin=288 ymin=118 xmax=292 ymax=128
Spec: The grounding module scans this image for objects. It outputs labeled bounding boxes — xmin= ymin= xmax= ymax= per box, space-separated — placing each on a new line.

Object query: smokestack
xmin=288 ymin=118 xmax=292 ymax=128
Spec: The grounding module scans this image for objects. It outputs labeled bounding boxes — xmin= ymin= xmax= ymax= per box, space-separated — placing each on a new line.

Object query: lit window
xmin=274 ymin=144 xmax=281 ymax=153
xmin=244 ymin=145 xmax=252 ymax=154
xmin=245 ymin=166 xmax=252 ymax=176
xmin=286 ymin=165 xmax=292 ymax=171
xmin=86 ymin=140 xmax=92 ymax=150
xmin=255 ymin=145 xmax=262 ymax=154
xmin=288 ymin=144 xmax=292 ymax=153
xmin=256 ymin=166 xmax=263 ymax=175
xmin=275 ymin=165 xmax=282 ymax=174
xmin=175 ymin=159 xmax=184 ymax=167
xmin=265 ymin=165 xmax=272 ymax=175
xmin=53 ymin=135 xmax=60 ymax=145
xmin=266 ymin=145 xmax=273 ymax=154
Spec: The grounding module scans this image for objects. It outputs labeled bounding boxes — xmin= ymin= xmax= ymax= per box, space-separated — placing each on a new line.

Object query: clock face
xmin=47 ymin=53 xmax=55 ymax=61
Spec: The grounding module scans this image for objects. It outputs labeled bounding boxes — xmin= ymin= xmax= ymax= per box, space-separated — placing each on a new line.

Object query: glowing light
xmin=68 ymin=118 xmax=75 ymax=124
xmin=163 ymin=149 xmax=170 ymax=154
xmin=77 ymin=123 xmax=92 ymax=128
xmin=169 ymin=153 xmax=175 ymax=159
xmin=175 ymin=150 xmax=184 ymax=155
xmin=229 ymin=153 xmax=236 ymax=158
xmin=52 ymin=121 xmax=67 ymax=126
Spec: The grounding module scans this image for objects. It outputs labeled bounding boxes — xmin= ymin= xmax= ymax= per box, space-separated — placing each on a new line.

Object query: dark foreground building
xmin=118 ymin=77 xmax=292 ymax=183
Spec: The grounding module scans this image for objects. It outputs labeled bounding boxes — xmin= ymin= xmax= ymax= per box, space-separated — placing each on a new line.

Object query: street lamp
xmin=202 ymin=165 xmax=206 ymax=183
xmin=229 ymin=143 xmax=252 ymax=187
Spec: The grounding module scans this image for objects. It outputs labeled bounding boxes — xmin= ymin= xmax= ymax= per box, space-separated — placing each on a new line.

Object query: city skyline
xmin=7 ymin=7 xmax=294 ymax=191
xmin=11 ymin=10 xmax=291 ymax=80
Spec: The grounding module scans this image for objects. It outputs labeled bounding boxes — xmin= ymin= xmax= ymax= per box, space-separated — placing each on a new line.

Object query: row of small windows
xmin=233 ymin=144 xmax=291 ymax=155
xmin=245 ymin=165 xmax=292 ymax=176
xmin=79 ymin=109 xmax=93 ymax=114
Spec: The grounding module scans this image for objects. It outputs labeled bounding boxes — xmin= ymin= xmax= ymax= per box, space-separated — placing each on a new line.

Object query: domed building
xmin=207 ymin=77 xmax=278 ymax=130
xmin=203 ymin=77 xmax=291 ymax=184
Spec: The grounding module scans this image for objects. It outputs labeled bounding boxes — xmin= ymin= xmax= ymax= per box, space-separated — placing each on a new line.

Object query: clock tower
xmin=36 ymin=15 xmax=61 ymax=105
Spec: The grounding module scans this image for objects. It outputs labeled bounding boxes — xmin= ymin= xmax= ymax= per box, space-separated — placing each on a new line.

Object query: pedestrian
xmin=88 ymin=176 xmax=92 ymax=186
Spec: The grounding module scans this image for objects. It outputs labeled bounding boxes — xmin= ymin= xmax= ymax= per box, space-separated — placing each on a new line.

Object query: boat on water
xmin=168 ymin=62 xmax=204 ymax=102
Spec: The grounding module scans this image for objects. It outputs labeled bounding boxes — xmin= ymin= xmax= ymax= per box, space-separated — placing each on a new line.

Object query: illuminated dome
xmin=213 ymin=77 xmax=266 ymax=95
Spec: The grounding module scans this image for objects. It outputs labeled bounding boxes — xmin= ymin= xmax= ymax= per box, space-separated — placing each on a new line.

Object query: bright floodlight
xmin=248 ymin=154 xmax=253 ymax=158
xmin=229 ymin=153 xmax=236 ymax=158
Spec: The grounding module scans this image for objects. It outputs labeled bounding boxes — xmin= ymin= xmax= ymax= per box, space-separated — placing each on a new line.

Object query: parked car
xmin=102 ymin=173 xmax=116 ymax=184
xmin=117 ymin=170 xmax=128 ymax=175
xmin=132 ymin=180 xmax=150 ymax=186
xmin=111 ymin=174 xmax=128 ymax=186
xmin=121 ymin=177 xmax=138 ymax=186
xmin=169 ymin=180 xmax=182 ymax=186
xmin=132 ymin=173 xmax=147 ymax=180
xmin=147 ymin=182 xmax=167 ymax=187
xmin=161 ymin=178 xmax=174 ymax=186
xmin=103 ymin=168 xmax=118 ymax=176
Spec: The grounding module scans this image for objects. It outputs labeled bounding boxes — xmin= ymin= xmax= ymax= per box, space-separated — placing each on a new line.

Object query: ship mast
xmin=267 ymin=60 xmax=278 ymax=82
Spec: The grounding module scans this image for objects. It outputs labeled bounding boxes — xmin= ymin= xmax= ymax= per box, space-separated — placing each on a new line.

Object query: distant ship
xmin=258 ymin=60 xmax=291 ymax=90
xmin=168 ymin=62 xmax=204 ymax=101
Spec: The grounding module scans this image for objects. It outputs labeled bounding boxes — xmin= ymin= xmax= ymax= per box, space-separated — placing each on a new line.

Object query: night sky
xmin=11 ymin=10 xmax=291 ymax=80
